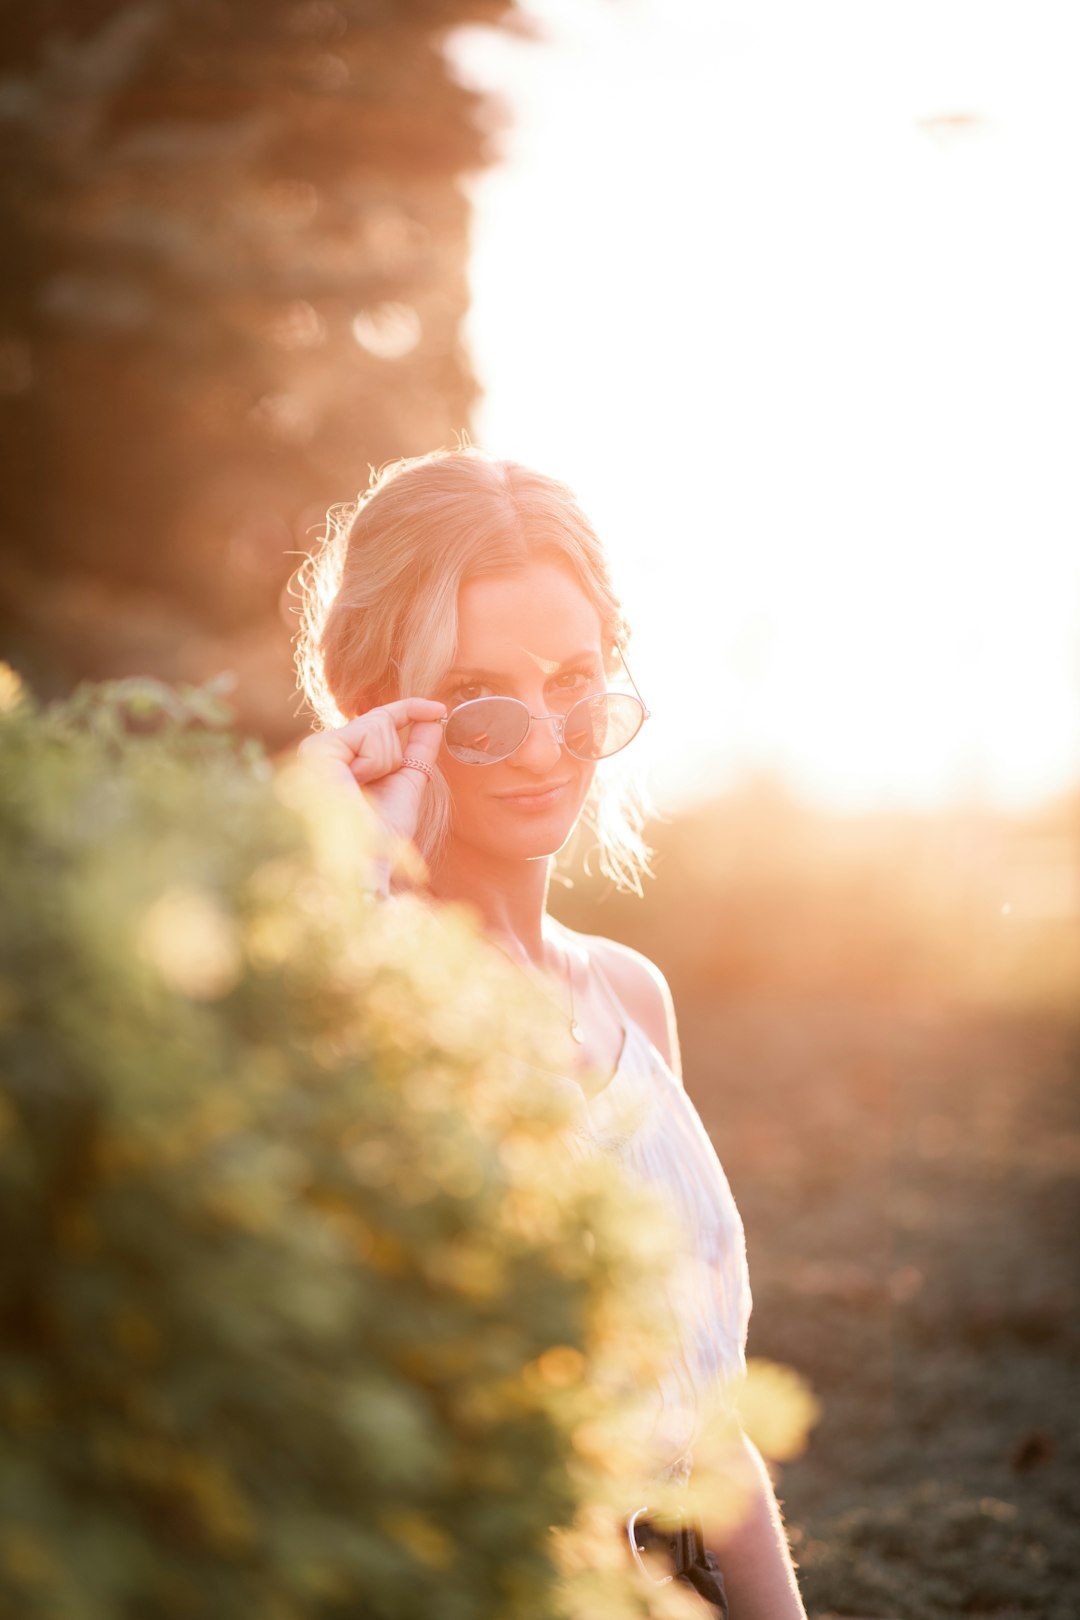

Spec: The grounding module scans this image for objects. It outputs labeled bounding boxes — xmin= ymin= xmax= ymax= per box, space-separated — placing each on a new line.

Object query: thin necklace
xmin=489 ymin=936 xmax=585 ymax=1045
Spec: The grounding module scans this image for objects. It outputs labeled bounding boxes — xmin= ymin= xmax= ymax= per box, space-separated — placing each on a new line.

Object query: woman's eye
xmin=553 ymin=667 xmax=598 ymax=692
xmin=450 ymin=681 xmax=489 ymax=704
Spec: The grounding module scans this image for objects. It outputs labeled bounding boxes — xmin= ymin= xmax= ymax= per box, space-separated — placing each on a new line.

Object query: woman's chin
xmin=501 ymin=821 xmax=579 ymax=862
xmin=454 ymin=806 xmax=583 ymax=865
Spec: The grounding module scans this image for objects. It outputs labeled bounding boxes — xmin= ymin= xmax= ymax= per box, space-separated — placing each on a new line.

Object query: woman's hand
xmin=296 ymin=698 xmax=446 ymax=851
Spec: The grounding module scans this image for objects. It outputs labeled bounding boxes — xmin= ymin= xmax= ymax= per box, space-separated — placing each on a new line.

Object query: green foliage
xmin=0 ymin=672 xmax=708 ymax=1620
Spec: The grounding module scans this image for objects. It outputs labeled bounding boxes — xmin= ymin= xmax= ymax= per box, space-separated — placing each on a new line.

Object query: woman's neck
xmin=429 ymin=841 xmax=554 ymax=964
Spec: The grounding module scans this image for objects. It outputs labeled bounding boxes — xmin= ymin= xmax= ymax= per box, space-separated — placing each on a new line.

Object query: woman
xmin=294 ymin=447 xmax=807 ymax=1620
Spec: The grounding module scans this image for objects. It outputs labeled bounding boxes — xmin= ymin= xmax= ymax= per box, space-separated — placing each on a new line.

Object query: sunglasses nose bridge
xmin=515 ymin=708 xmax=565 ymax=764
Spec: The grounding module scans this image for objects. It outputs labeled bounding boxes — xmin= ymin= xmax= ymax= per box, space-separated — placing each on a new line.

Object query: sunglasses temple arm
xmin=616 ymin=643 xmax=651 ymax=718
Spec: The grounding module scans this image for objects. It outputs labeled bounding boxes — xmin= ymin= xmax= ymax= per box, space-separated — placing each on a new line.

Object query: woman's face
xmin=434 ymin=556 xmax=608 ymax=866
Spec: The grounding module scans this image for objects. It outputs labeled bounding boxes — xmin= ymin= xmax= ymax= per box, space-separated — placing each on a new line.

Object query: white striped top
xmin=550 ymin=951 xmax=753 ymax=1483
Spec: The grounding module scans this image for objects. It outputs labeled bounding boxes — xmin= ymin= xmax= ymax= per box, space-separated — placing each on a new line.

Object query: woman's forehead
xmin=453 ymin=562 xmax=603 ymax=672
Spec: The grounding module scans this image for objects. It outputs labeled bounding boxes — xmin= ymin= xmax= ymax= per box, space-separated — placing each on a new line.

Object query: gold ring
xmin=401 ymin=755 xmax=434 ymax=779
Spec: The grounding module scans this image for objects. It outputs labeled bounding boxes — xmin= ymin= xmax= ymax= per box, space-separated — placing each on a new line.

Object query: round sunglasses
xmin=439 ymin=650 xmax=651 ymax=766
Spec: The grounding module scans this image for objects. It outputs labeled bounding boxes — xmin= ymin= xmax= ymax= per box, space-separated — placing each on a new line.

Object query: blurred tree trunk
xmin=0 ymin=0 xmax=520 ymax=742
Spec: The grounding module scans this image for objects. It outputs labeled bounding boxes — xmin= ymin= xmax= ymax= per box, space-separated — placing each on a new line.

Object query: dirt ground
xmin=680 ymin=995 xmax=1080 ymax=1620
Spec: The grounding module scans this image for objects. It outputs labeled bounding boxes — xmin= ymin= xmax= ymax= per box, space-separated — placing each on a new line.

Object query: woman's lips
xmin=494 ymin=781 xmax=571 ymax=812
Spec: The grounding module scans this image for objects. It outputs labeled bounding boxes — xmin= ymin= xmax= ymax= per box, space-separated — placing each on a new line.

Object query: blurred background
xmin=1 ymin=0 xmax=1077 ymax=1613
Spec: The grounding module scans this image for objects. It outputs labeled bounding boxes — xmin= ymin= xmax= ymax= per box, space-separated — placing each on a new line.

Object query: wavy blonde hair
xmin=293 ymin=446 xmax=653 ymax=894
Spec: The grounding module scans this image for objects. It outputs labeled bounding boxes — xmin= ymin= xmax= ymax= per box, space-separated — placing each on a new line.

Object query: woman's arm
xmin=702 ymin=1426 xmax=807 ymax=1620
xmin=590 ymin=940 xmax=808 ymax=1617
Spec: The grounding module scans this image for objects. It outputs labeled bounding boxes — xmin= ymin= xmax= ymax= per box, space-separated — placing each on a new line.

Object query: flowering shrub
xmin=0 ymin=671 xmax=713 ymax=1620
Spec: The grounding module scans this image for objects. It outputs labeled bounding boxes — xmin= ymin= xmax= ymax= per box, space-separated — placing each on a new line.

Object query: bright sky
xmin=446 ymin=0 xmax=1080 ymax=814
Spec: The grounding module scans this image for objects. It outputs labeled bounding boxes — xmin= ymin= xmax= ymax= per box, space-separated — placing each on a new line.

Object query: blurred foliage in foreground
xmin=0 ymin=0 xmax=521 ymax=742
xmin=0 ymin=670 xmax=816 ymax=1620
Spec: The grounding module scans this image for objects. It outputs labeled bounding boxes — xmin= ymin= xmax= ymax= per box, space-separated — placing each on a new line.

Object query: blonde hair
xmin=293 ymin=446 xmax=653 ymax=894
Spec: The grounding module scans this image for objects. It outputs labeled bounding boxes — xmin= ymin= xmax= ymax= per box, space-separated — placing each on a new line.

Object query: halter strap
xmin=581 ymin=938 xmax=637 ymax=1032
xmin=546 ymin=923 xmax=634 ymax=1090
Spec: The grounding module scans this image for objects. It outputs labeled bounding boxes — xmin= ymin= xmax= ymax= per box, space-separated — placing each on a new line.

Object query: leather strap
xmin=631 ymin=1515 xmax=728 ymax=1617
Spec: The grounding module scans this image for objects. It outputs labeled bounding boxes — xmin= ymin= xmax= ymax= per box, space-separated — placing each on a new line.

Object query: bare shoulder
xmin=563 ymin=926 xmax=683 ymax=1082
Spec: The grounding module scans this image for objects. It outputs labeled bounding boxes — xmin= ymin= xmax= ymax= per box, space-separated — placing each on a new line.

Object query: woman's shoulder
xmin=555 ymin=923 xmax=682 ymax=1081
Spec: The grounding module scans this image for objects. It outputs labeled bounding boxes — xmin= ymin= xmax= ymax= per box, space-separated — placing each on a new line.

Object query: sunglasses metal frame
xmin=438 ymin=644 xmax=651 ymax=766
xmin=625 ymin=1507 xmax=675 ymax=1586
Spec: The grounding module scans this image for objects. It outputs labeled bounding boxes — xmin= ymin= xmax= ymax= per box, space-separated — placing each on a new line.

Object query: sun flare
xmin=451 ymin=0 xmax=1080 ymax=814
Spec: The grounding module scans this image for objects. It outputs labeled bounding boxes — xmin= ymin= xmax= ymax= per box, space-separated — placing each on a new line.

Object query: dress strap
xmin=578 ymin=934 xmax=667 ymax=1077
xmin=583 ymin=940 xmax=635 ymax=1030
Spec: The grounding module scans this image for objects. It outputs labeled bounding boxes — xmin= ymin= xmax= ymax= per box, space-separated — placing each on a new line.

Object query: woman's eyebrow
xmin=444 ymin=649 xmax=598 ymax=682
xmin=442 ymin=665 xmax=506 ymax=684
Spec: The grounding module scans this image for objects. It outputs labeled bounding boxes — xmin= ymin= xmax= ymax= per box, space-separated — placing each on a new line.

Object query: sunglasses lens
xmin=444 ymin=698 xmax=530 ymax=763
xmin=563 ymin=693 xmax=645 ymax=760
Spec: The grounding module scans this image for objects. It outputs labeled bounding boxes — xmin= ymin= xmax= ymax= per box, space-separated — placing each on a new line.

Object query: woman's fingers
xmin=299 ymin=698 xmax=446 ymax=789
xmin=395 ymin=714 xmax=445 ymax=771
xmin=297 ymin=696 xmax=449 ymax=857
xmin=347 ymin=709 xmax=406 ymax=785
xmin=335 ymin=698 xmax=446 ymax=749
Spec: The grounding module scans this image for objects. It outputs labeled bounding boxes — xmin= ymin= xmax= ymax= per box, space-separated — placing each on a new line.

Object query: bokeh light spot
xmin=351 ymin=303 xmax=422 ymax=360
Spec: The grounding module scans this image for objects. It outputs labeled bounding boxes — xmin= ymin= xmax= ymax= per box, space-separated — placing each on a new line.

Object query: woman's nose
xmin=512 ymin=711 xmax=565 ymax=771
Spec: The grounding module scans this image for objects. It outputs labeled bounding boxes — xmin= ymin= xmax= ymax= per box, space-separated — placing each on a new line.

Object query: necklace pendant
xmin=569 ymin=1017 xmax=585 ymax=1044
